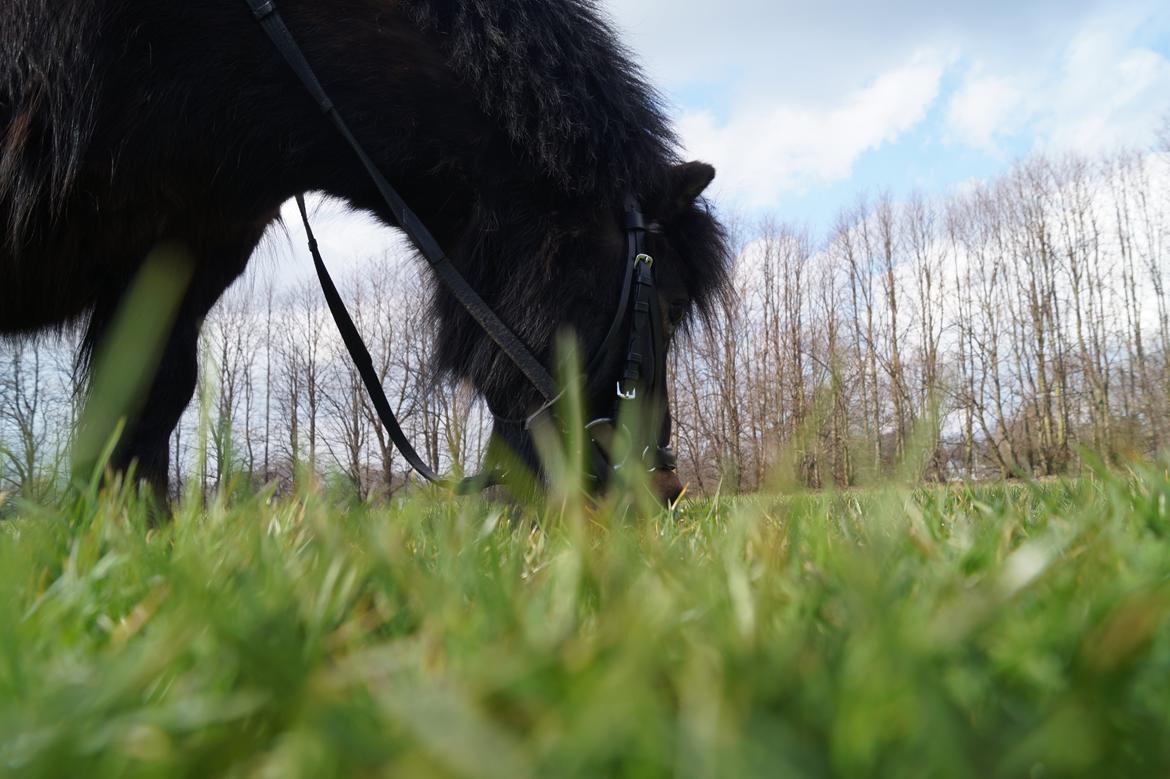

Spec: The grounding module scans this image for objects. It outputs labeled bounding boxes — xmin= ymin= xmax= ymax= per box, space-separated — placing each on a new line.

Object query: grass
xmin=2 ymin=464 xmax=1170 ymax=778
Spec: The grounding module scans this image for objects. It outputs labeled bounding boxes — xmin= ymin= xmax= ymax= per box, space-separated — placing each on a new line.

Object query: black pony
xmin=1 ymin=0 xmax=730 ymax=501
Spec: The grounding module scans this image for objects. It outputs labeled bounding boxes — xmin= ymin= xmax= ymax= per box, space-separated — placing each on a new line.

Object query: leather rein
xmin=245 ymin=0 xmax=675 ymax=491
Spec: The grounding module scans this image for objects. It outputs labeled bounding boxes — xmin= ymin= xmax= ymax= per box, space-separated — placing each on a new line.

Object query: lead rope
xmin=296 ymin=195 xmax=440 ymax=484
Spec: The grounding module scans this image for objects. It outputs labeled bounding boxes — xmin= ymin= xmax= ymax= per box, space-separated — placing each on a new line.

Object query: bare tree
xmin=0 ymin=334 xmax=77 ymax=499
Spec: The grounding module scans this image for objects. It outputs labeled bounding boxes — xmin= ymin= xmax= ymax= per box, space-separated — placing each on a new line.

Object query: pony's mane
xmin=401 ymin=0 xmax=679 ymax=197
xmin=0 ymin=0 xmax=105 ymax=247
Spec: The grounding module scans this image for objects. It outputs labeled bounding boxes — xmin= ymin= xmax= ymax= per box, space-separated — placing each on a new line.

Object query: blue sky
xmin=608 ymin=0 xmax=1170 ymax=233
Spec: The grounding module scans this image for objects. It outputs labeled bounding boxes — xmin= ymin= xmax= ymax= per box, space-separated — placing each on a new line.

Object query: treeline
xmin=175 ymin=262 xmax=494 ymax=499
xmin=675 ymin=149 xmax=1170 ymax=491
xmin=2 ymin=144 xmax=1168 ymax=500
xmin=1 ymin=262 xmax=494 ymax=502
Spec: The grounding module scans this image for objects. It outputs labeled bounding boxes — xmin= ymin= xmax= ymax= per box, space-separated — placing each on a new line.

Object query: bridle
xmin=244 ymin=0 xmax=676 ymax=492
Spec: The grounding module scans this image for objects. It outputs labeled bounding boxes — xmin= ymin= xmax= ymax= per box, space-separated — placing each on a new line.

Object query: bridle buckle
xmin=616 ymin=381 xmax=637 ymax=400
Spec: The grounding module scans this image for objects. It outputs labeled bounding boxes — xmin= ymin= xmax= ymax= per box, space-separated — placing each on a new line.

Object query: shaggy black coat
xmin=1 ymin=0 xmax=730 ymax=494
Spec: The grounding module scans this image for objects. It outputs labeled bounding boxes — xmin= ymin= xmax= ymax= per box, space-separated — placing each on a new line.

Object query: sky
xmin=262 ymin=0 xmax=1170 ymax=281
xmin=610 ymin=0 xmax=1170 ymax=228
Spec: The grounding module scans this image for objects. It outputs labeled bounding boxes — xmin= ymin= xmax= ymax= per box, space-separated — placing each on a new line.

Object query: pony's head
xmin=433 ymin=159 xmax=728 ymax=503
xmin=575 ymin=160 xmax=728 ymax=503
xmin=391 ymin=0 xmax=731 ymax=502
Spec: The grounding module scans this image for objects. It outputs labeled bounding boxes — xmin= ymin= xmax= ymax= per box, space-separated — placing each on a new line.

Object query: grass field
xmin=3 ymin=464 xmax=1170 ymax=778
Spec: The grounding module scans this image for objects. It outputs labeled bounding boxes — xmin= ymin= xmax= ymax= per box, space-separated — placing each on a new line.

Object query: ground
xmin=2 ymin=466 xmax=1170 ymax=777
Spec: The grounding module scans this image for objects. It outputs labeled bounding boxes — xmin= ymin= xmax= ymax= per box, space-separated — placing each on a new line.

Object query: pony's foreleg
xmin=97 ymin=236 xmax=261 ymax=512
xmin=110 ymin=304 xmax=202 ymax=505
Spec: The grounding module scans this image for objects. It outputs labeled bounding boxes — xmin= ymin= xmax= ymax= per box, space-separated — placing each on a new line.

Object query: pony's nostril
xmin=652 ymin=470 xmax=684 ymax=505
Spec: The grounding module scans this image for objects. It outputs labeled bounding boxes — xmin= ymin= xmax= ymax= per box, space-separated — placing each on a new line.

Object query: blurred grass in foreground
xmin=2 ymin=463 xmax=1170 ymax=778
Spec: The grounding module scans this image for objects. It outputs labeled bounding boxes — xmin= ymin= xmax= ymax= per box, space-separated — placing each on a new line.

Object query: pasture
xmin=3 ymin=467 xmax=1170 ymax=777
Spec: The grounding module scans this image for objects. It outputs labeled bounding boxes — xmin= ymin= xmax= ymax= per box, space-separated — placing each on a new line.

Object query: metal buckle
xmin=249 ymin=0 xmax=276 ymax=20
xmin=616 ymin=381 xmax=637 ymax=400
xmin=635 ymin=253 xmax=654 ymax=267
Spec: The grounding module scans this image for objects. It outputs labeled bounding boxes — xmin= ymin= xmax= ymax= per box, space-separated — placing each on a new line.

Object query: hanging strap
xmin=298 ymin=195 xmax=502 ymax=492
xmin=296 ymin=195 xmax=445 ymax=484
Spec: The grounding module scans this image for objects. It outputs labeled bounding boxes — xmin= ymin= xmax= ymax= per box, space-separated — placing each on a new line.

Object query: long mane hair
xmin=1 ymin=2 xmax=106 ymax=248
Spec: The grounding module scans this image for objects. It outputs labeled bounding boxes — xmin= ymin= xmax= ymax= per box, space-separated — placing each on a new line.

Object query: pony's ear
xmin=668 ymin=161 xmax=716 ymax=211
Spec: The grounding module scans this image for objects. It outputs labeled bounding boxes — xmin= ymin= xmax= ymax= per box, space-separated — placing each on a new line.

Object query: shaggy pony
xmin=1 ymin=0 xmax=730 ymax=497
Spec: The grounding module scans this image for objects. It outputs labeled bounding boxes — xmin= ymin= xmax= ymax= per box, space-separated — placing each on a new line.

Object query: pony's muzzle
xmin=652 ymin=469 xmax=684 ymax=505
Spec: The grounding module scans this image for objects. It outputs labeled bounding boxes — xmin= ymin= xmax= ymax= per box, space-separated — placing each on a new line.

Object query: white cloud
xmin=945 ymin=70 xmax=1026 ymax=152
xmin=1039 ymin=21 xmax=1170 ymax=153
xmin=943 ymin=8 xmax=1170 ymax=157
xmin=678 ymin=52 xmax=945 ymax=208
